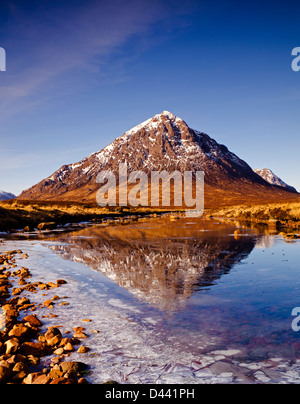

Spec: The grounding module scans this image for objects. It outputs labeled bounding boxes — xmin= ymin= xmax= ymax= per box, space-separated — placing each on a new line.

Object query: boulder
xmin=23 ymin=314 xmax=43 ymax=327
xmin=60 ymin=361 xmax=87 ymax=374
xmin=0 ymin=365 xmax=12 ymax=384
xmin=73 ymin=331 xmax=87 ymax=339
xmin=8 ymin=324 xmax=30 ymax=339
xmin=77 ymin=346 xmax=90 ymax=353
xmin=21 ymin=342 xmax=45 ymax=357
xmin=4 ymin=338 xmax=19 ymax=354
xmin=56 ymin=279 xmax=67 ymax=285
xmin=32 ymin=374 xmax=51 ymax=384
xmin=23 ymin=372 xmax=43 ymax=384
xmin=45 ymin=327 xmax=62 ymax=346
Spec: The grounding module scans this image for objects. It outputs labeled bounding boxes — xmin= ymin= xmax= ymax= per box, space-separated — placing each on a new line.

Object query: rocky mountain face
xmin=254 ymin=168 xmax=297 ymax=193
xmin=18 ymin=111 xmax=299 ymax=207
xmin=0 ymin=191 xmax=16 ymax=201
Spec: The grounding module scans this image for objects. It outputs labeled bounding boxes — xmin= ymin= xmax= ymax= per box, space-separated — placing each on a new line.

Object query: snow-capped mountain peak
xmin=254 ymin=168 xmax=297 ymax=193
xmin=0 ymin=190 xmax=16 ymax=201
xmin=18 ymin=111 xmax=299 ymax=203
xmin=121 ymin=110 xmax=183 ymax=139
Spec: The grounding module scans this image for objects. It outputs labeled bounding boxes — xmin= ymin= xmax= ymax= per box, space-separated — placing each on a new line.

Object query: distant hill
xmin=0 ymin=190 xmax=16 ymax=201
xmin=253 ymin=168 xmax=297 ymax=193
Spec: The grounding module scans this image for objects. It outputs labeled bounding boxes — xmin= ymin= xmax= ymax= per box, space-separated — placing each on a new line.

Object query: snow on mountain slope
xmin=254 ymin=169 xmax=297 ymax=193
xmin=18 ymin=111 xmax=299 ymax=205
xmin=0 ymin=191 xmax=16 ymax=201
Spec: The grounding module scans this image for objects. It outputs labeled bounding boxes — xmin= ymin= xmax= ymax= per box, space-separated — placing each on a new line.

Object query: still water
xmin=2 ymin=217 xmax=300 ymax=383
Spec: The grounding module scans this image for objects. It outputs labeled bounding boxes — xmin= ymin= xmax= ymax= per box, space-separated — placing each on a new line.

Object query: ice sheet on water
xmin=2 ymin=240 xmax=204 ymax=383
xmin=3 ymin=238 xmax=300 ymax=384
xmin=108 ymin=298 xmax=141 ymax=313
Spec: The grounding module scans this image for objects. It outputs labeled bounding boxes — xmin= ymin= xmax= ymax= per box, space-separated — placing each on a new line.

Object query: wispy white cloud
xmin=0 ymin=0 xmax=179 ymax=119
xmin=0 ymin=0 xmax=197 ymax=192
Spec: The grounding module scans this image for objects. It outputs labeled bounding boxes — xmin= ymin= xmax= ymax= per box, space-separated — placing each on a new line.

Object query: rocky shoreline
xmin=0 ymin=247 xmax=92 ymax=384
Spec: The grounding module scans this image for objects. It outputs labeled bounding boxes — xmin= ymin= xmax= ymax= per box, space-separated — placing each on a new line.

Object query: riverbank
xmin=3 ymin=199 xmax=300 ymax=235
xmin=210 ymin=201 xmax=300 ymax=231
xmin=0 ymin=248 xmax=93 ymax=384
xmin=0 ymin=200 xmax=174 ymax=232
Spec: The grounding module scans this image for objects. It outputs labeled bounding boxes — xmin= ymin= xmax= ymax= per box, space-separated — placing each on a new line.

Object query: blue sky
xmin=0 ymin=0 xmax=300 ymax=195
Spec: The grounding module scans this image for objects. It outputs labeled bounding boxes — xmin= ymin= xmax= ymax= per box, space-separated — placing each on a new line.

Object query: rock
xmin=32 ymin=374 xmax=51 ymax=384
xmin=64 ymin=343 xmax=74 ymax=352
xmin=78 ymin=377 xmax=89 ymax=384
xmin=73 ymin=331 xmax=87 ymax=339
xmin=22 ymin=342 xmax=45 ymax=357
xmin=17 ymin=297 xmax=30 ymax=306
xmin=73 ymin=326 xmax=85 ymax=332
xmin=23 ymin=314 xmax=43 ymax=327
xmin=43 ymin=299 xmax=53 ymax=308
xmin=53 ymin=347 xmax=64 ymax=355
xmin=59 ymin=337 xmax=76 ymax=347
xmin=0 ymin=250 xmax=88 ymax=385
xmin=5 ymin=338 xmax=19 ymax=354
xmin=60 ymin=361 xmax=87 ymax=374
xmin=38 ymin=283 xmax=49 ymax=290
xmin=8 ymin=324 xmax=30 ymax=339
xmin=12 ymin=288 xmax=22 ymax=296
xmin=0 ymin=360 xmax=11 ymax=369
xmin=2 ymin=305 xmax=18 ymax=325
xmin=45 ymin=327 xmax=62 ymax=346
xmin=6 ymin=354 xmax=28 ymax=365
xmin=0 ymin=365 xmax=12 ymax=383
xmin=13 ymin=370 xmax=28 ymax=381
xmin=23 ymin=372 xmax=42 ymax=384
xmin=48 ymin=365 xmax=64 ymax=379
xmin=12 ymin=362 xmax=29 ymax=373
xmin=77 ymin=346 xmax=90 ymax=353
xmin=56 ymin=279 xmax=67 ymax=285
xmin=47 ymin=282 xmax=58 ymax=288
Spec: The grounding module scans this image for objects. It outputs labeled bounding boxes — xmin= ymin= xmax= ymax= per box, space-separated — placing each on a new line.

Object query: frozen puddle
xmin=1 ymin=238 xmax=300 ymax=384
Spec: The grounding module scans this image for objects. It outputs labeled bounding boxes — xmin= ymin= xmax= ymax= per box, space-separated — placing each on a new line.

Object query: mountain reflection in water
xmin=49 ymin=218 xmax=261 ymax=311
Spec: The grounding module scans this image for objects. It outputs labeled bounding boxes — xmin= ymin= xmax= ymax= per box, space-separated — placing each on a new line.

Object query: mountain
xmin=18 ymin=111 xmax=300 ymax=208
xmin=0 ymin=190 xmax=16 ymax=201
xmin=254 ymin=168 xmax=297 ymax=193
xmin=49 ymin=218 xmax=258 ymax=310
